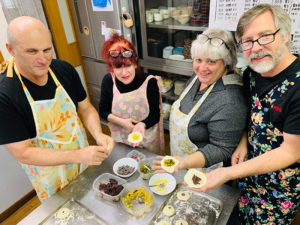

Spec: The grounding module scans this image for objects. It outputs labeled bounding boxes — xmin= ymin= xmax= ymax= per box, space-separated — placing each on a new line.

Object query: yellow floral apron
xmin=169 ymin=76 xmax=222 ymax=172
xmin=6 ymin=58 xmax=88 ymax=201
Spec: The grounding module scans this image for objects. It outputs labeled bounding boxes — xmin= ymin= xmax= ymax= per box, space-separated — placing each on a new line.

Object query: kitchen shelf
xmin=162 ymin=89 xmax=178 ymax=101
xmin=147 ymin=18 xmax=208 ymax=32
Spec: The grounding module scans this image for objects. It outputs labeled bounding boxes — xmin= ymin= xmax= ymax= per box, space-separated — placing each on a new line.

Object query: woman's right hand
xmin=231 ymin=131 xmax=248 ymax=165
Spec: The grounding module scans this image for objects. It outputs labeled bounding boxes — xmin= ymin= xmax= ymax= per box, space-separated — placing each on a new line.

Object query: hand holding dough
xmin=184 ymin=169 xmax=207 ymax=188
xmin=161 ymin=156 xmax=179 ymax=173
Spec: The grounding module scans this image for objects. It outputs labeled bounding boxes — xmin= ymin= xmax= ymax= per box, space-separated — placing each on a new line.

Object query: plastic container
xmin=139 ymin=157 xmax=157 ymax=180
xmin=93 ymin=173 xmax=126 ymax=202
xmin=127 ymin=149 xmax=145 ymax=162
xmin=120 ymin=185 xmax=154 ymax=217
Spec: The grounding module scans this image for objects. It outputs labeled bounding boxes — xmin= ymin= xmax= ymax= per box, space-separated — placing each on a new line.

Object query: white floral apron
xmin=7 ymin=57 xmax=88 ymax=201
xmin=108 ymin=75 xmax=164 ymax=154
xmin=169 ymin=76 xmax=222 ymax=172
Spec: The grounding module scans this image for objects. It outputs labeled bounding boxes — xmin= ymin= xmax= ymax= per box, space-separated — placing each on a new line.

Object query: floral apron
xmin=108 ymin=75 xmax=164 ymax=154
xmin=7 ymin=58 xmax=88 ymax=201
xmin=169 ymin=76 xmax=222 ymax=172
xmin=238 ymin=71 xmax=300 ymax=224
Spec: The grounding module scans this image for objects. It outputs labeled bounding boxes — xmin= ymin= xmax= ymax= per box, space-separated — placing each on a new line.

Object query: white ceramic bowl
xmin=113 ymin=157 xmax=138 ymax=178
xmin=149 ymin=173 xmax=176 ymax=196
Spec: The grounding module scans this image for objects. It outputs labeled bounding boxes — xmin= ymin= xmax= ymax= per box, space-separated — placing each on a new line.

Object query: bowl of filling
xmin=92 ymin=173 xmax=126 ymax=202
xmin=113 ymin=157 xmax=138 ymax=178
xmin=139 ymin=157 xmax=157 ymax=180
xmin=149 ymin=173 xmax=176 ymax=196
xmin=120 ymin=186 xmax=154 ymax=217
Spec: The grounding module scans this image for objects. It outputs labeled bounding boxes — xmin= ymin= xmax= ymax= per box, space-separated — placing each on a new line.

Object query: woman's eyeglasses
xmin=109 ymin=50 xmax=133 ymax=58
xmin=198 ymin=34 xmax=230 ymax=50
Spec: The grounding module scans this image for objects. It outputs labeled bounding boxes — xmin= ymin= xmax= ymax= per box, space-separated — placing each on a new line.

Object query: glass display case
xmin=136 ymin=0 xmax=210 ymax=76
xmin=134 ymin=1 xmax=211 ymax=128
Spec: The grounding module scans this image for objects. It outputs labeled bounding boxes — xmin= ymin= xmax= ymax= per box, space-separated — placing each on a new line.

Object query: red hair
xmin=101 ymin=33 xmax=139 ymax=72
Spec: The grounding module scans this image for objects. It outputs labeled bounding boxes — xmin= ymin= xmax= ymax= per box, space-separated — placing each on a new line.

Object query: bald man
xmin=0 ymin=16 xmax=114 ymax=201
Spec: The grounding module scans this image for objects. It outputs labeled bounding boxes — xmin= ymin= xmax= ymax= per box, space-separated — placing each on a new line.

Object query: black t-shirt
xmin=243 ymin=57 xmax=300 ymax=134
xmin=98 ymin=73 xmax=160 ymax=129
xmin=0 ymin=59 xmax=87 ymax=145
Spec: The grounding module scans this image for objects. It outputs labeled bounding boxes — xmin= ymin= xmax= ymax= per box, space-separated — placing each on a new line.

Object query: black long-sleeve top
xmin=98 ymin=73 xmax=160 ymax=129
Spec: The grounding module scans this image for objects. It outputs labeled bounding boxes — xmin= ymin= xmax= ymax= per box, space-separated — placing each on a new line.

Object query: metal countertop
xmin=18 ymin=143 xmax=240 ymax=225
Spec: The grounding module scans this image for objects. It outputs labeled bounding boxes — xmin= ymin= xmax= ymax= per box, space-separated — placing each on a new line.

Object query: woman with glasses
xmin=156 ymin=29 xmax=247 ymax=173
xmin=98 ymin=33 xmax=164 ymax=154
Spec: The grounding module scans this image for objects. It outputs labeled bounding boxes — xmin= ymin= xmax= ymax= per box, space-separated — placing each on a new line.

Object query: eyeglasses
xmin=198 ymin=34 xmax=230 ymax=50
xmin=239 ymin=29 xmax=280 ymax=51
xmin=108 ymin=50 xmax=133 ymax=58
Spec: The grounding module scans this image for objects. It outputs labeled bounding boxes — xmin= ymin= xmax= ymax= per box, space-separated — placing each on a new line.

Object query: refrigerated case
xmin=68 ymin=0 xmax=138 ymax=109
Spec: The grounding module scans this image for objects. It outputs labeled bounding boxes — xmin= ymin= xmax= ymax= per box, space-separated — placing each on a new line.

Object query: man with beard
xmin=186 ymin=4 xmax=300 ymax=224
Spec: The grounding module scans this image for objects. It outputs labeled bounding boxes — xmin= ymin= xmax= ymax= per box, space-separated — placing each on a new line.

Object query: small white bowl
xmin=149 ymin=173 xmax=176 ymax=196
xmin=113 ymin=157 xmax=138 ymax=178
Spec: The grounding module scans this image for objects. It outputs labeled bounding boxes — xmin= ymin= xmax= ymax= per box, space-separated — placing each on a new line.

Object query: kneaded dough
xmin=184 ymin=168 xmax=207 ymax=188
xmin=175 ymin=219 xmax=188 ymax=225
xmin=56 ymin=207 xmax=70 ymax=219
xmin=156 ymin=220 xmax=170 ymax=225
xmin=128 ymin=131 xmax=143 ymax=144
xmin=161 ymin=156 xmax=179 ymax=173
xmin=162 ymin=205 xmax=175 ymax=217
xmin=176 ymin=191 xmax=190 ymax=201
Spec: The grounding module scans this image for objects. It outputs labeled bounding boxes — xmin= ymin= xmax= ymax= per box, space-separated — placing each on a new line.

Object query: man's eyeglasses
xmin=108 ymin=50 xmax=133 ymax=58
xmin=239 ymin=29 xmax=280 ymax=51
xmin=198 ymin=34 xmax=230 ymax=50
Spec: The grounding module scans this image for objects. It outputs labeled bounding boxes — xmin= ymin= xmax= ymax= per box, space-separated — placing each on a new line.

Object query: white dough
xmin=156 ymin=221 xmax=170 ymax=225
xmin=175 ymin=219 xmax=188 ymax=225
xmin=176 ymin=191 xmax=190 ymax=201
xmin=56 ymin=207 xmax=70 ymax=219
xmin=128 ymin=131 xmax=143 ymax=144
xmin=184 ymin=169 xmax=207 ymax=188
xmin=161 ymin=156 xmax=179 ymax=173
xmin=162 ymin=205 xmax=175 ymax=217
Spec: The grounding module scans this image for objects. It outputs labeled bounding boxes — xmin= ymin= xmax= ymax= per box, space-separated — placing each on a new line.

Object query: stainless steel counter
xmin=18 ymin=143 xmax=240 ymax=225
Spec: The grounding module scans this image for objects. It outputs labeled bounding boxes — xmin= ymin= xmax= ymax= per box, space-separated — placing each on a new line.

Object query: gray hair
xmin=235 ymin=4 xmax=291 ymax=44
xmin=191 ymin=29 xmax=237 ymax=71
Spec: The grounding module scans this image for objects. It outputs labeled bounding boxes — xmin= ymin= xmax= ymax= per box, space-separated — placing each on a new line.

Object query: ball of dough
xmin=175 ymin=219 xmax=188 ymax=225
xmin=156 ymin=220 xmax=170 ymax=225
xmin=162 ymin=205 xmax=175 ymax=217
xmin=56 ymin=207 xmax=70 ymax=219
xmin=176 ymin=191 xmax=190 ymax=201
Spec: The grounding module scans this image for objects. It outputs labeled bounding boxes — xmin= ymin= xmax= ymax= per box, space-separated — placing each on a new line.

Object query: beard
xmin=247 ymin=41 xmax=286 ymax=74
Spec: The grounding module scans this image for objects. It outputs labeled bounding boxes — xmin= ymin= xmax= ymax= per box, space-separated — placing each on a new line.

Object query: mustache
xmin=249 ymin=51 xmax=273 ymax=61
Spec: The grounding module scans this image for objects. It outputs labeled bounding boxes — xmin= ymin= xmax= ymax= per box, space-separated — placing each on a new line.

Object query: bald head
xmin=7 ymin=16 xmax=51 ymax=46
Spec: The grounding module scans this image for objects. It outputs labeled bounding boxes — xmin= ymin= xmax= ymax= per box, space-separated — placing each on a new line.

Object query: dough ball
xmin=184 ymin=168 xmax=207 ymax=188
xmin=56 ymin=207 xmax=70 ymax=219
xmin=156 ymin=220 xmax=170 ymax=225
xmin=128 ymin=131 xmax=143 ymax=144
xmin=162 ymin=205 xmax=175 ymax=217
xmin=176 ymin=191 xmax=190 ymax=201
xmin=175 ymin=219 xmax=188 ymax=225
xmin=161 ymin=156 xmax=179 ymax=173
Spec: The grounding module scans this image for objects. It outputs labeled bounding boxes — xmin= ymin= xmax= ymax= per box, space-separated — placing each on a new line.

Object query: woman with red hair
xmin=99 ymin=34 xmax=164 ymax=154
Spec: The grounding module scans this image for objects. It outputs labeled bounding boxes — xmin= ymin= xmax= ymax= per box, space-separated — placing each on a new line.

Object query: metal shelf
xmin=147 ymin=18 xmax=208 ymax=32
